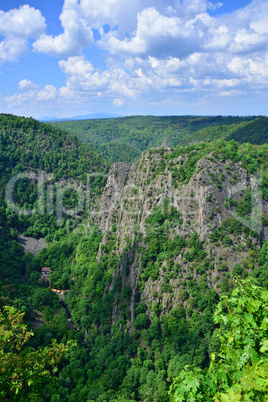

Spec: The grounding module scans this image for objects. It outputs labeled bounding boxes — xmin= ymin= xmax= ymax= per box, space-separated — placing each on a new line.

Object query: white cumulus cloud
xmin=5 ymin=81 xmax=57 ymax=107
xmin=0 ymin=5 xmax=46 ymax=65
xmin=59 ymin=56 xmax=136 ymax=97
xmin=33 ymin=1 xmax=93 ymax=57
xmin=0 ymin=36 xmax=29 ymax=64
xmin=18 ymin=79 xmax=39 ymax=91
xmin=2 ymin=0 xmax=268 ymax=113
xmin=79 ymin=0 xmax=164 ymax=36
xmin=228 ymin=54 xmax=268 ymax=82
xmin=0 ymin=5 xmax=45 ymax=38
xmin=101 ymin=7 xmax=202 ymax=59
xmin=37 ymin=85 xmax=57 ymax=101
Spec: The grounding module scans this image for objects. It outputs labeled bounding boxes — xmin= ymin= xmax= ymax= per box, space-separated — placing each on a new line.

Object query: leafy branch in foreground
xmin=169 ymin=277 xmax=268 ymax=401
xmin=0 ymin=305 xmax=73 ymax=401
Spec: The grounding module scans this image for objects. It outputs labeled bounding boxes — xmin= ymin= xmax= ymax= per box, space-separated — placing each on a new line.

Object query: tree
xmin=169 ymin=277 xmax=268 ymax=401
xmin=0 ymin=305 xmax=72 ymax=401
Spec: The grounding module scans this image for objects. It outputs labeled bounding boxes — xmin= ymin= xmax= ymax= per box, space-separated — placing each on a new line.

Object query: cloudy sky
xmin=0 ymin=0 xmax=268 ymax=118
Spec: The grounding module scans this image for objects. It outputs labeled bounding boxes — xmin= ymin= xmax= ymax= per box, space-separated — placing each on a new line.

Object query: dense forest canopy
xmin=50 ymin=115 xmax=266 ymax=163
xmin=0 ymin=113 xmax=268 ymax=401
xmin=0 ymin=113 xmax=109 ymax=240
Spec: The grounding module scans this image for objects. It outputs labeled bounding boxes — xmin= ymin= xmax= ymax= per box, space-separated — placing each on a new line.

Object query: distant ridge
xmin=39 ymin=112 xmax=121 ymax=122
xmin=51 ymin=115 xmax=259 ymax=164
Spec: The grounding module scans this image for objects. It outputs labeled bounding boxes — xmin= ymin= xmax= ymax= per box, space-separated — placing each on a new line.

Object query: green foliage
xmin=184 ymin=232 xmax=207 ymax=262
xmin=226 ymin=116 xmax=268 ymax=145
xmin=0 ymin=114 xmax=109 ymax=241
xmin=31 ymin=287 xmax=60 ymax=311
xmin=169 ymin=277 xmax=268 ymax=401
xmin=0 ymin=114 xmax=108 ymax=186
xmin=134 ymin=313 xmax=148 ymax=329
xmin=0 ymin=113 xmax=267 ymax=401
xmin=148 ymin=139 xmax=268 ymax=191
xmin=209 ymin=217 xmax=257 ymax=247
xmin=52 ymin=115 xmax=257 ymax=164
xmin=0 ymin=305 xmax=70 ymax=401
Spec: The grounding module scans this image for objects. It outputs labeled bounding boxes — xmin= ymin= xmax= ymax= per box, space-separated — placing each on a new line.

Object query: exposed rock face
xmin=91 ymin=148 xmax=267 ymax=325
xmin=97 ymin=162 xmax=130 ymax=232
xmin=97 ymin=151 xmax=264 ymax=245
xmin=18 ymin=234 xmax=47 ymax=256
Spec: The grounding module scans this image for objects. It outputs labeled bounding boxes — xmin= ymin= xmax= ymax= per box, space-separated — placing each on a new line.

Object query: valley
xmin=0 ymin=114 xmax=268 ymax=401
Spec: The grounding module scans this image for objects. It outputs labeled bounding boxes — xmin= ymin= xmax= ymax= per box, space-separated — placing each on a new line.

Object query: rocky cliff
xmin=89 ymin=145 xmax=267 ymax=326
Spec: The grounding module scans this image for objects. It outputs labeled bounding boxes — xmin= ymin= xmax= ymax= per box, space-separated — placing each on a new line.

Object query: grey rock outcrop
xmin=91 ymin=148 xmax=267 ymax=326
xmin=18 ymin=234 xmax=47 ymax=256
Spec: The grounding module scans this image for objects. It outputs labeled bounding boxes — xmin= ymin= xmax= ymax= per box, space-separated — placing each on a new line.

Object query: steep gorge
xmin=2 ymin=115 xmax=268 ymax=401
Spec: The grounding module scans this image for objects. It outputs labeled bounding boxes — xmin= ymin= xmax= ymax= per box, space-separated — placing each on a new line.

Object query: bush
xmin=134 ymin=313 xmax=148 ymax=329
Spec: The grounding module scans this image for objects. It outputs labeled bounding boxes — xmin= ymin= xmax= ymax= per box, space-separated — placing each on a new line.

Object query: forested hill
xmin=225 ymin=115 xmax=268 ymax=145
xmin=0 ymin=113 xmax=109 ymax=236
xmin=50 ymin=115 xmax=259 ymax=163
xmin=0 ymin=113 xmax=109 ymax=187
xmin=0 ymin=113 xmax=108 ymax=296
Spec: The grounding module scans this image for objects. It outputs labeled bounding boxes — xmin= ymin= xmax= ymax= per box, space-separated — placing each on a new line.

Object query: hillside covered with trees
xmin=0 ymin=113 xmax=268 ymax=401
xmin=50 ymin=115 xmax=265 ymax=163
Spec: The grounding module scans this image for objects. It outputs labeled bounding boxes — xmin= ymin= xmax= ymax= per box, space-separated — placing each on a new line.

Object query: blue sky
xmin=0 ymin=0 xmax=267 ymax=118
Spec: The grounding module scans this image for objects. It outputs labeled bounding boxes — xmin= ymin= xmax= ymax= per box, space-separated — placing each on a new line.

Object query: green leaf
xmin=186 ymin=375 xmax=200 ymax=393
xmin=260 ymin=340 xmax=268 ymax=353
xmin=219 ymin=389 xmax=241 ymax=402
